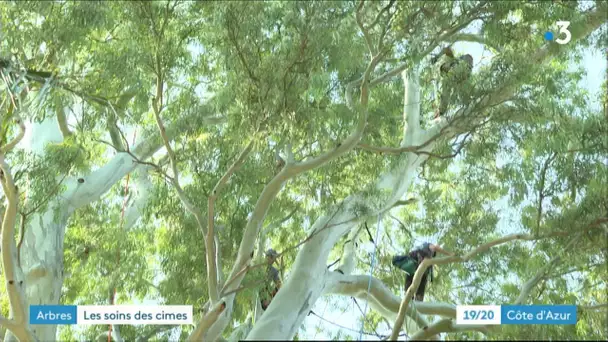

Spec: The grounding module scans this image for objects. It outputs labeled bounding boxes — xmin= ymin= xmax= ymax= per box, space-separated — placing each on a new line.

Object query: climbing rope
xmin=309 ymin=310 xmax=407 ymax=339
xmin=108 ymin=130 xmax=137 ymax=342
xmin=313 ymin=297 xmax=331 ymax=339
xmin=358 ymin=213 xmax=383 ymax=340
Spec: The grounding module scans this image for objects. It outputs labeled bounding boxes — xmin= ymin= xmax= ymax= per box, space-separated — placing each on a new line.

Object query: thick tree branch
xmin=441 ymin=33 xmax=503 ymax=52
xmin=0 ymin=156 xmax=37 ymax=341
xmin=402 ymin=68 xmax=422 ymax=145
xmin=389 ymin=222 xmax=604 ymax=340
xmin=247 ymin=68 xmax=430 ymax=340
xmin=54 ymin=101 xmax=72 ymax=139
xmin=514 ymin=234 xmax=581 ymax=305
xmin=203 ymin=37 xmax=384 ymax=341
xmin=123 ymin=166 xmax=154 ymax=230
xmin=220 ymin=208 xmax=345 ymax=298
xmin=0 ymin=117 xmax=25 ymax=154
xmin=326 ymin=273 xmax=433 ymax=330
xmin=334 ymin=225 xmax=363 ymax=275
xmin=408 ymin=318 xmax=489 ymax=340
xmin=188 ymin=301 xmax=226 ymax=342
xmin=66 ymin=109 xmax=224 ymax=209
xmin=207 ymin=140 xmax=255 ymax=304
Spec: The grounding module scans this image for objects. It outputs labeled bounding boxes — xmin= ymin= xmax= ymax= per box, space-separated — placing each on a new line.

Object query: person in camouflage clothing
xmin=260 ymin=249 xmax=282 ymax=310
xmin=431 ymin=46 xmax=474 ymax=118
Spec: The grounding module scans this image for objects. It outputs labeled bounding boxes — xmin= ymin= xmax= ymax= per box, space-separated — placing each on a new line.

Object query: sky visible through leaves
xmin=303 ymin=30 xmax=606 ymax=342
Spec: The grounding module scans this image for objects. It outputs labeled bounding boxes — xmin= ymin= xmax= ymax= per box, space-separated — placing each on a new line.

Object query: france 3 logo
xmin=544 ymin=21 xmax=572 ymax=45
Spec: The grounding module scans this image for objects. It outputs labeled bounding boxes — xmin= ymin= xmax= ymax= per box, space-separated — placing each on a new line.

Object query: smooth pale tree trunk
xmin=4 ymin=107 xmax=220 ymax=341
xmin=4 ymin=118 xmax=66 ymax=341
xmin=246 ymin=153 xmax=427 ymax=339
xmin=12 ymin=165 xmax=153 ymax=341
xmin=246 ymin=68 xmax=432 ymax=340
xmin=5 ymin=118 xmax=157 ymax=341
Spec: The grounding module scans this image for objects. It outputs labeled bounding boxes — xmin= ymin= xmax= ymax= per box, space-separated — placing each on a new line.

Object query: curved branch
xmin=0 ymin=156 xmax=37 ymax=341
xmin=203 ymin=35 xmax=383 ymax=342
xmin=355 ymin=0 xmax=377 ymax=56
xmin=67 ymin=110 xmax=224 ymax=209
xmin=207 ymin=140 xmax=255 ymax=304
xmin=246 ymin=63 xmax=428 ymax=341
xmin=388 ymin=220 xmax=605 ymax=340
xmin=326 ymin=273 xmax=436 ymax=329
xmin=408 ymin=318 xmax=489 ymax=340
xmin=188 ymin=301 xmax=226 ymax=342
xmin=123 ymin=165 xmax=154 ymax=230
xmin=441 ymin=33 xmax=503 ymax=52
xmin=0 ymin=116 xmax=25 ymax=154
xmin=334 ymin=225 xmax=363 ymax=275
xmin=515 ymin=233 xmax=581 ymax=305
xmin=55 ymin=99 xmax=72 ymax=139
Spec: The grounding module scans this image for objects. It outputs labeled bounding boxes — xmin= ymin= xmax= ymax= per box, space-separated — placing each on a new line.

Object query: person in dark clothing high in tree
xmin=392 ymin=242 xmax=454 ymax=301
xmin=260 ymin=248 xmax=282 ymax=311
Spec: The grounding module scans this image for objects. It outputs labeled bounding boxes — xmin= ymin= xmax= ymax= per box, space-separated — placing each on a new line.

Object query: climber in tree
xmin=392 ymin=242 xmax=454 ymax=301
xmin=431 ymin=46 xmax=474 ymax=118
xmin=260 ymin=248 xmax=282 ymax=311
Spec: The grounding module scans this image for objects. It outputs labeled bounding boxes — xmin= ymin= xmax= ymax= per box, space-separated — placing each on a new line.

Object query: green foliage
xmin=0 ymin=0 xmax=606 ymax=340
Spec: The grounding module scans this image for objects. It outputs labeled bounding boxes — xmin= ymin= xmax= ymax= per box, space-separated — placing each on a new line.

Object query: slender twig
xmin=375 ymin=0 xmax=397 ymax=53
xmin=535 ymin=152 xmax=557 ymax=232
xmin=226 ymin=11 xmax=259 ymax=84
xmin=327 ymin=258 xmax=341 ymax=269
xmin=355 ymin=0 xmax=376 ymax=56
xmin=219 ymin=278 xmax=267 ymax=298
xmin=578 ymin=304 xmax=608 ymax=311
xmin=369 ymin=0 xmax=396 ymax=29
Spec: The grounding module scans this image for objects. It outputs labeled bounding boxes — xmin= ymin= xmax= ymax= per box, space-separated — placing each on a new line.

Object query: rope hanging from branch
xmin=108 ymin=130 xmax=137 ymax=342
xmin=358 ymin=213 xmax=383 ymax=340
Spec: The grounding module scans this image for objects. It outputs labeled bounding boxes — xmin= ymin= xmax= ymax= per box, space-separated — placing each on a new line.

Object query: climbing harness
xmin=358 ymin=213 xmax=383 ymax=340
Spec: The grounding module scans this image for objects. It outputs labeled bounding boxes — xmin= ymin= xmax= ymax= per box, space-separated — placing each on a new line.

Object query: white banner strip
xmin=77 ymin=305 xmax=193 ymax=325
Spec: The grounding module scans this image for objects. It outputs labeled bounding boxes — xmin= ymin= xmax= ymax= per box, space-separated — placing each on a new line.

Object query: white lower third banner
xmin=29 ymin=305 xmax=193 ymax=325
xmin=78 ymin=305 xmax=193 ymax=325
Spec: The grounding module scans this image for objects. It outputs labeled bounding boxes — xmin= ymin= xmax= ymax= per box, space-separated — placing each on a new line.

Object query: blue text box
xmin=30 ymin=305 xmax=77 ymax=325
xmin=501 ymin=305 xmax=576 ymax=325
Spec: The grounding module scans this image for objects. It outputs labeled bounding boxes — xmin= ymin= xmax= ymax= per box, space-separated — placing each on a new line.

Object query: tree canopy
xmin=0 ymin=1 xmax=606 ymax=341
